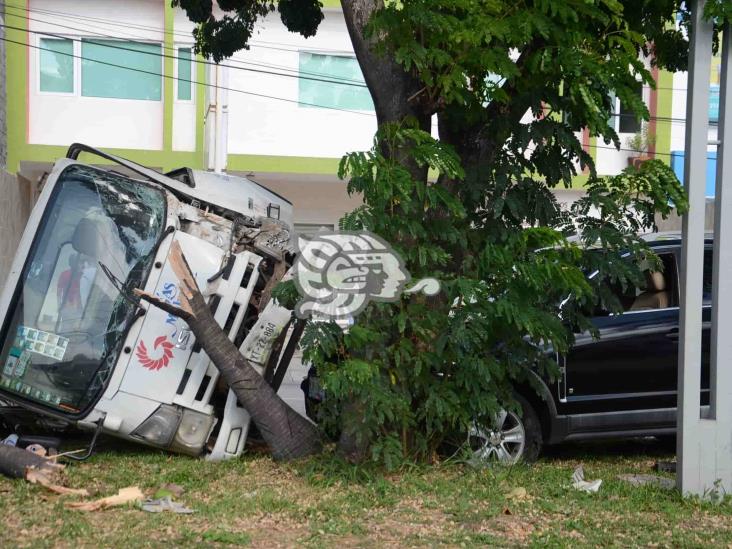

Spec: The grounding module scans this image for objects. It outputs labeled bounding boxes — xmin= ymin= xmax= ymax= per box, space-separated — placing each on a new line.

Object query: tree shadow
xmin=541 ymin=436 xmax=676 ymax=463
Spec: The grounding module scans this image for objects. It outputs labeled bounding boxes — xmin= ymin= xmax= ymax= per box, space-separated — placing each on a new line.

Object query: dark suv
xmin=471 ymin=232 xmax=714 ymax=463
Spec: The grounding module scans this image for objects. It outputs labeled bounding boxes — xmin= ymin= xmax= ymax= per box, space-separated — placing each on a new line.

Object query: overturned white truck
xmin=0 ymin=144 xmax=306 ymax=460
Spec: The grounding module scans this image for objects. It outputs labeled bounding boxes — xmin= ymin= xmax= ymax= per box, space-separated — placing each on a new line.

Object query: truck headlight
xmin=131 ymin=405 xmax=182 ymax=447
xmin=169 ymin=409 xmax=216 ymax=455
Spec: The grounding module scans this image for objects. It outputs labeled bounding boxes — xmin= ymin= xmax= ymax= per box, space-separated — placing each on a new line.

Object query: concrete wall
xmin=0 ymin=171 xmax=32 ymax=282
xmin=655 ymin=200 xmax=716 ymax=232
xmin=0 ymin=11 xmax=6 ymax=169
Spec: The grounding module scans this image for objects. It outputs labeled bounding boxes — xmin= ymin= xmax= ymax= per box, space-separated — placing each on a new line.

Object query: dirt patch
xmin=363 ymin=498 xmax=453 ymax=545
xmin=474 ymin=513 xmax=536 ymax=544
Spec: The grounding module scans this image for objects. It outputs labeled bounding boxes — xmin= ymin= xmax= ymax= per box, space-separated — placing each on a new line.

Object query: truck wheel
xmin=469 ymin=394 xmax=542 ymax=464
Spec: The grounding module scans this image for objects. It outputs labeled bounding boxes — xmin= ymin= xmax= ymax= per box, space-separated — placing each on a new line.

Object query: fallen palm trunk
xmin=135 ymin=240 xmax=321 ymax=461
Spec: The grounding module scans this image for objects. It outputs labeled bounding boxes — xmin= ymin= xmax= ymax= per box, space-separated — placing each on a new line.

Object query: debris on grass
xmin=66 ymin=486 xmax=144 ymax=511
xmin=153 ymin=483 xmax=185 ymax=499
xmin=26 ymin=468 xmax=88 ymax=497
xmin=618 ymin=474 xmax=675 ymax=490
xmin=655 ymin=460 xmax=676 ymax=474
xmin=141 ymin=496 xmax=195 ymax=514
xmin=504 ymin=486 xmax=529 ymax=501
xmin=571 ymin=465 xmax=602 ymax=493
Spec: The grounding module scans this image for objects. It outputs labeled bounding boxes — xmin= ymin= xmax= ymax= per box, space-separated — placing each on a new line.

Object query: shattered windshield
xmin=0 ymin=164 xmax=165 ymax=414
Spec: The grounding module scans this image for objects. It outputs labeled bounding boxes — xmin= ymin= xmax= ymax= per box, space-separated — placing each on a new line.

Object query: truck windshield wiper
xmin=98 ymin=261 xmax=143 ymax=311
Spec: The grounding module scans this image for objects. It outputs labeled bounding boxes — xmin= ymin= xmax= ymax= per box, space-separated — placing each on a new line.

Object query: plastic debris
xmin=153 ymin=483 xmax=185 ymax=499
xmin=141 ymin=496 xmax=194 ymax=514
xmin=571 ymin=465 xmax=602 ymax=493
xmin=618 ymin=474 xmax=675 ymax=490
xmin=1 ymin=434 xmax=18 ymax=446
xmin=655 ymin=460 xmax=676 ymax=474
xmin=66 ymin=486 xmax=144 ymax=511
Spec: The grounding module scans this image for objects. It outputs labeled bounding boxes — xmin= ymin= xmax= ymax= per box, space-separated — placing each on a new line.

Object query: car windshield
xmin=0 ymin=164 xmax=165 ymax=414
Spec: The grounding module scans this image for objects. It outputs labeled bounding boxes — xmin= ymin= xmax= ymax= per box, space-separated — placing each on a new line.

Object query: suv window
xmin=703 ymin=249 xmax=713 ymax=306
xmin=593 ymin=252 xmax=679 ymax=316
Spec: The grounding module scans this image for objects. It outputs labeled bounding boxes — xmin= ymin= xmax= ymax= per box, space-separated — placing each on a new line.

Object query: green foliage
xmin=705 ymin=0 xmax=732 ymax=23
xmin=272 ymin=278 xmax=300 ymax=310
xmin=172 ymin=0 xmax=323 ymax=62
xmin=278 ymin=0 xmax=324 ymax=37
xmin=181 ymin=0 xmax=694 ymax=466
xmin=302 ymin=124 xmax=686 ymax=466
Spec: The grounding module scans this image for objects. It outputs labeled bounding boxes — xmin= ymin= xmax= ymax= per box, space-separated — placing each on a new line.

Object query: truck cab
xmin=0 ymin=144 xmax=300 ymax=460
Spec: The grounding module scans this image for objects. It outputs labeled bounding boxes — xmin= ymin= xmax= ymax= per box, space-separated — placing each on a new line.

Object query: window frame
xmin=36 ymin=35 xmax=78 ymax=97
xmin=297 ymin=49 xmax=374 ymax=112
xmin=587 ymin=246 xmax=681 ymax=318
xmin=610 ymin=80 xmax=646 ymax=135
xmin=79 ymin=37 xmax=163 ymax=102
xmin=174 ymin=44 xmax=195 ymax=104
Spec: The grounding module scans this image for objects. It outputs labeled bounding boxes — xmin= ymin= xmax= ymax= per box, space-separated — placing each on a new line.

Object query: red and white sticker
xmin=136 ymin=336 xmax=175 ymax=371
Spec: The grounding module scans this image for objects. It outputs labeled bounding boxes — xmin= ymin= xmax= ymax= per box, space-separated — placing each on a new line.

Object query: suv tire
xmin=469 ymin=394 xmax=542 ymax=464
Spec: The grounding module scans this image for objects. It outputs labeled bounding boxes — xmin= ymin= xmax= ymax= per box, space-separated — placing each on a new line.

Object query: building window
xmin=613 ymin=81 xmax=643 ymax=134
xmin=81 ymin=39 xmax=162 ymax=101
xmin=177 ymin=47 xmax=193 ymax=101
xmin=298 ymin=52 xmax=374 ymax=111
xmin=39 ymin=38 xmax=74 ymax=93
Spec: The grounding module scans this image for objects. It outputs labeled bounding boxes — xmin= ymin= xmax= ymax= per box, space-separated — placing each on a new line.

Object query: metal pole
xmin=708 ymin=23 xmax=732 ymax=486
xmin=677 ymin=0 xmax=713 ymax=495
xmin=214 ymin=63 xmax=223 ymax=174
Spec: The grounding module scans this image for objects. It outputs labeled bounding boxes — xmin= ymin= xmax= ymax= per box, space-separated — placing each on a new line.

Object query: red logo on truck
xmin=136 ymin=336 xmax=175 ymax=371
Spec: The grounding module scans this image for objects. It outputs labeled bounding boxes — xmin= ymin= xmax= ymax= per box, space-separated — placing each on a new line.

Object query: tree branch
xmin=133 ymin=289 xmax=194 ymax=321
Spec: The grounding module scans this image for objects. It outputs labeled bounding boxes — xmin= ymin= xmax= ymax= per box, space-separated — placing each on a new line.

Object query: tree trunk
xmin=336 ymin=0 xmax=434 ymax=462
xmin=0 ymin=444 xmax=62 ymax=480
xmin=136 ymin=241 xmax=321 ymax=461
xmin=336 ymin=399 xmax=371 ymax=463
xmin=341 ymin=0 xmax=431 ymax=180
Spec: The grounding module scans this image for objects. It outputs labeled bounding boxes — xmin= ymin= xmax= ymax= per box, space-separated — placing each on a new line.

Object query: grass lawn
xmin=1 ymin=437 xmax=731 ymax=547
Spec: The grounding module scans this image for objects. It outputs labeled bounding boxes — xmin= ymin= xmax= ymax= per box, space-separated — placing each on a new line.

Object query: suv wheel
xmin=469 ymin=394 xmax=542 ymax=464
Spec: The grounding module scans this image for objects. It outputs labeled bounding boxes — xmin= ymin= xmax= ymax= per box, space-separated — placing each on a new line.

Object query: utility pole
xmin=678 ymin=0 xmax=732 ymax=497
xmin=205 ymin=63 xmax=229 ymax=173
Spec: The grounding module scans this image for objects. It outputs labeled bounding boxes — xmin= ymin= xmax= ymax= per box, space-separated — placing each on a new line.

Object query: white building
xmin=6 ymin=0 xmax=671 ymax=230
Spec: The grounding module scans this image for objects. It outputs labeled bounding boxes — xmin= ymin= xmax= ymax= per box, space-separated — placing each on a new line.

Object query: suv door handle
xmin=666 ymin=329 xmax=679 ymax=341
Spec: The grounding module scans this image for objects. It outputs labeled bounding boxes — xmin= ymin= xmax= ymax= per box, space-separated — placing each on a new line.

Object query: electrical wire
xmin=2 ymin=1 xmax=705 ymax=94
xmin=1 ymin=34 xmax=376 ymax=117
xmin=0 ymin=16 xmax=368 ymax=89
xmin=1 ymin=14 xmax=716 ymax=158
xmin=1 ymin=7 xmax=370 ymax=85
xmin=3 ymin=22 xmax=371 ymax=89
xmin=5 ymin=22 xmax=703 ymax=128
xmin=2 ymin=1 xmax=353 ymax=53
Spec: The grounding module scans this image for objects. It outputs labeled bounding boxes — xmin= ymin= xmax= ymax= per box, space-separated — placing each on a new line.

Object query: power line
xmin=2 ymin=22 xmax=370 ymax=89
xmin=1 ymin=5 xmax=369 ymax=84
xmin=3 ymin=2 xmax=704 ymax=94
xmin=7 ymin=31 xmax=716 ymax=134
xmin=1 ymin=35 xmax=376 ymax=117
xmin=2 ymin=2 xmax=352 ymax=54
xmin=6 ymin=21 xmax=703 ymax=127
